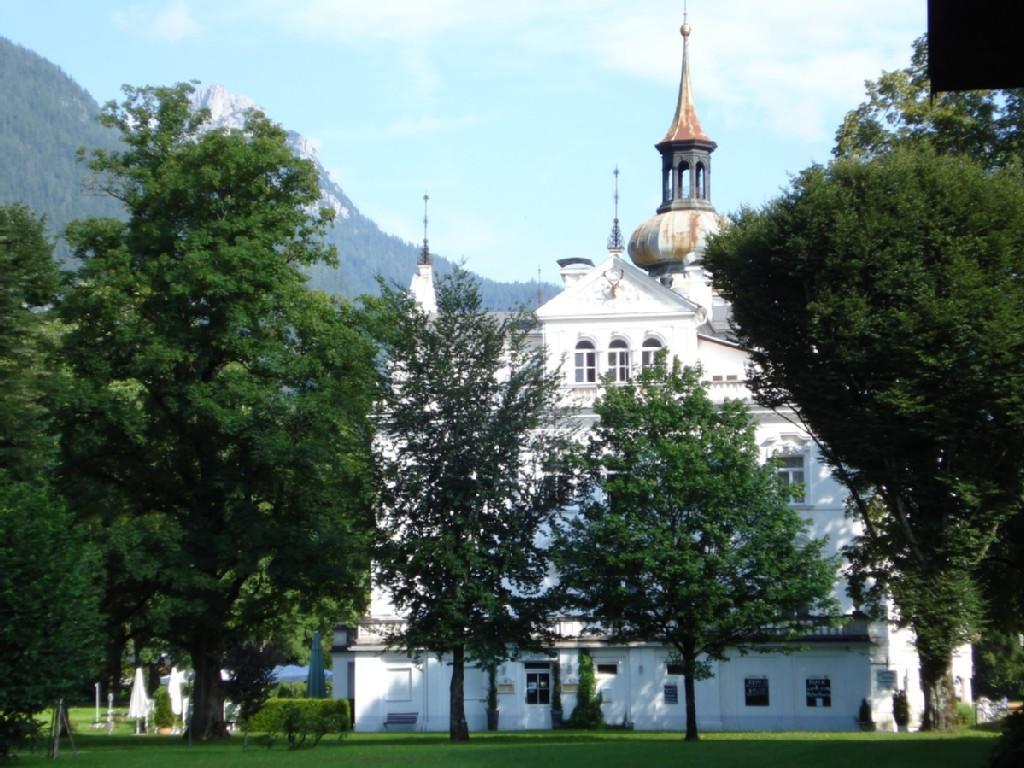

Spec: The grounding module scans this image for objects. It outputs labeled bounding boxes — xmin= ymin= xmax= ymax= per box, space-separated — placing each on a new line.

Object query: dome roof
xmin=628 ymin=207 xmax=724 ymax=270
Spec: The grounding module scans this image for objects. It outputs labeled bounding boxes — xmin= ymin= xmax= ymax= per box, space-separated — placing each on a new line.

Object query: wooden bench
xmin=384 ymin=712 xmax=418 ymax=729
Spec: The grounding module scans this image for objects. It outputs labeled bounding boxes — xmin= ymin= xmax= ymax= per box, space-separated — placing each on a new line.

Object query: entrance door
xmin=524 ymin=663 xmax=551 ymax=729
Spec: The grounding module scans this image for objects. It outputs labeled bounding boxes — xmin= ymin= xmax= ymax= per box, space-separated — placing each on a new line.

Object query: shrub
xmin=274 ymin=682 xmax=305 ymax=699
xmin=153 ymin=687 xmax=174 ymax=729
xmin=988 ymin=712 xmax=1024 ymax=768
xmin=893 ymin=689 xmax=910 ymax=728
xmin=567 ymin=651 xmax=603 ymax=729
xmin=858 ymin=698 xmax=875 ymax=731
xmin=249 ymin=699 xmax=350 ymax=749
xmin=955 ymin=700 xmax=976 ymax=727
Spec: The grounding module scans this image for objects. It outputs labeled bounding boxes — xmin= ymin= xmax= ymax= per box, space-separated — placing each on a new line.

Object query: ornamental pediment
xmin=538 ymin=255 xmax=701 ymax=320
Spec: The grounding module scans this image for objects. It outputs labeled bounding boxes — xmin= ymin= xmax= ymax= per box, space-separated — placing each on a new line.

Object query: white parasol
xmin=128 ymin=667 xmax=149 ymax=733
xmin=168 ymin=667 xmax=184 ymax=717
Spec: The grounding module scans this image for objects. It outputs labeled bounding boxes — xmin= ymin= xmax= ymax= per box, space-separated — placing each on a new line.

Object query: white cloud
xmin=112 ymin=0 xmax=202 ymax=42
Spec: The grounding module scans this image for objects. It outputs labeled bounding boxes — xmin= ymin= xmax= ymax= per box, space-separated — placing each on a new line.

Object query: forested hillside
xmin=0 ymin=38 xmax=555 ymax=308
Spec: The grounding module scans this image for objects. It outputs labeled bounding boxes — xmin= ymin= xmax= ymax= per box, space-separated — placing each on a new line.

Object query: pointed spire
xmin=418 ymin=193 xmax=431 ymax=266
xmin=662 ymin=11 xmax=710 ymax=144
xmin=607 ymin=166 xmax=624 ymax=254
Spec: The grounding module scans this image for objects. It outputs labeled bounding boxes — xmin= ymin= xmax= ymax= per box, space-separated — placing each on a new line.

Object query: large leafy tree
xmin=704 ymin=148 xmax=1024 ymax=729
xmin=57 ymin=84 xmax=376 ymax=740
xmin=0 ymin=205 xmax=100 ymax=758
xmin=836 ymin=36 xmax=1024 ymax=643
xmin=555 ymin=362 xmax=836 ymax=741
xmin=373 ymin=270 xmax=574 ymax=742
xmin=834 ymin=36 xmax=1024 ymax=169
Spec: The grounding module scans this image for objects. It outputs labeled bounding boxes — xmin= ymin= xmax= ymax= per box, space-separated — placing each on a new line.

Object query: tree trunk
xmin=681 ymin=638 xmax=700 ymax=741
xmin=185 ymin=633 xmax=228 ymax=741
xmin=449 ymin=645 xmax=469 ymax=742
xmin=919 ymin=650 xmax=956 ymax=730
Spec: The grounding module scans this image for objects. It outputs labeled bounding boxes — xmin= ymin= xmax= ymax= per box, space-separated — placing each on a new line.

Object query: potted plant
xmin=550 ymin=657 xmax=563 ymax=729
xmin=893 ymin=689 xmax=909 ymax=731
xmin=153 ymin=687 xmax=174 ymax=734
xmin=486 ymin=665 xmax=499 ymax=731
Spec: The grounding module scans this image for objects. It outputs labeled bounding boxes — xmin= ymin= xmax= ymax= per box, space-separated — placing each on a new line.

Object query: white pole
xmin=95 ymin=682 xmax=101 ymax=724
xmin=107 ymin=692 xmax=114 ymax=733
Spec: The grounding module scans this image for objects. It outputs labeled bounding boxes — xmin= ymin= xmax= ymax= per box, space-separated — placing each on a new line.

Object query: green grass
xmin=17 ymin=723 xmax=999 ymax=768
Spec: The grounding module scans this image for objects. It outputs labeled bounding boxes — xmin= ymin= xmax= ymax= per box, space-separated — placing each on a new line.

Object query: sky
xmin=1 ymin=1 xmax=926 ymax=284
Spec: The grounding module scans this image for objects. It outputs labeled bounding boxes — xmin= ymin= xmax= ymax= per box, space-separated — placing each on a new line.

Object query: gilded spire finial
xmin=419 ymin=193 xmax=430 ymax=266
xmin=662 ymin=3 xmax=709 ymax=144
xmin=607 ymin=166 xmax=624 ymax=254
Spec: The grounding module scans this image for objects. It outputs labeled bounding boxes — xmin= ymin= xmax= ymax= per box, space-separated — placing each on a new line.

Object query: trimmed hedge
xmin=249 ymin=699 xmax=350 ymax=749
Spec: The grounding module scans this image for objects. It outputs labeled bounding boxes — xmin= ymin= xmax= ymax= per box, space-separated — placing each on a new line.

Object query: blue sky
xmin=1 ymin=1 xmax=926 ymax=284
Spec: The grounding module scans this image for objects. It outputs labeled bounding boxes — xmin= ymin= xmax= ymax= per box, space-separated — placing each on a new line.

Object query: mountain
xmin=0 ymin=37 xmax=122 ymax=255
xmin=0 ymin=39 xmax=555 ymax=309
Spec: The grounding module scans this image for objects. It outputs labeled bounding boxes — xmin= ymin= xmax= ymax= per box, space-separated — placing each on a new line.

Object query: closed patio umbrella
xmin=306 ymin=632 xmax=327 ymax=698
xmin=128 ymin=667 xmax=149 ymax=734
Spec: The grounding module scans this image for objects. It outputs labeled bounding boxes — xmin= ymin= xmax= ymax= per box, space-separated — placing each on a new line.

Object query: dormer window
xmin=608 ymin=339 xmax=630 ymax=383
xmin=574 ymin=340 xmax=597 ymax=384
xmin=641 ymin=338 xmax=663 ymax=372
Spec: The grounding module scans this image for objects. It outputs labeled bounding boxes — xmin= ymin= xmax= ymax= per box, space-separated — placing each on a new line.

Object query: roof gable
xmin=537 ymin=255 xmax=702 ymax=321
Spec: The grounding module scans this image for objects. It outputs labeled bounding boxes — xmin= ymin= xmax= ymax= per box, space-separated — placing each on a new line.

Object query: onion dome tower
xmin=628 ymin=16 xmax=724 ymax=288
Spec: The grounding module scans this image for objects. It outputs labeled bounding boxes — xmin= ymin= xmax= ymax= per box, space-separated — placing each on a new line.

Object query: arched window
xmin=608 ymin=339 xmax=630 ymax=383
xmin=696 ymin=163 xmax=706 ymax=200
xmin=641 ymin=337 xmax=663 ymax=371
xmin=574 ymin=340 xmax=597 ymax=384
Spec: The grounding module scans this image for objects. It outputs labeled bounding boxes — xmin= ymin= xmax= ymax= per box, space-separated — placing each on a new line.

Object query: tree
xmin=834 ymin=36 xmax=1024 ymax=169
xmin=373 ymin=270 xmax=574 ymax=742
xmin=554 ymin=362 xmax=837 ymax=741
xmin=0 ymin=205 xmax=100 ymax=759
xmin=222 ymin=642 xmax=283 ymax=749
xmin=704 ymin=148 xmax=1024 ymax=729
xmin=57 ymin=83 xmax=376 ymax=740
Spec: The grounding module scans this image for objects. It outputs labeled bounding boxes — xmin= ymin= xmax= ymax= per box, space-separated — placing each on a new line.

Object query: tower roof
xmin=661 ymin=20 xmax=711 ymax=144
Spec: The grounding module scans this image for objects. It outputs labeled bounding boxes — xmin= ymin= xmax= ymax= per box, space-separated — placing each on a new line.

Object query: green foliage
xmin=373 ymin=269 xmax=576 ymax=740
xmin=249 ymin=699 xmax=350 ymax=749
xmin=567 ymin=652 xmax=603 ymax=729
xmin=275 ymin=682 xmax=306 ymax=699
xmin=0 ymin=204 xmax=100 ymax=760
xmin=834 ymin=36 xmax=1024 ymax=169
xmin=153 ymin=687 xmax=173 ymax=729
xmin=705 ymin=147 xmax=1024 ymax=729
xmin=222 ymin=642 xmax=282 ymax=738
xmin=955 ymin=701 xmax=976 ymax=728
xmin=893 ymin=690 xmax=910 ymax=728
xmin=974 ymin=630 xmax=1024 ymax=701
xmin=988 ymin=712 xmax=1024 ymax=768
xmin=858 ymin=699 xmax=875 ymax=731
xmin=0 ymin=204 xmax=60 ymax=480
xmin=555 ymin=362 xmax=837 ymax=740
xmin=57 ymin=82 xmax=376 ymax=739
xmin=0 ymin=480 xmax=101 ymax=759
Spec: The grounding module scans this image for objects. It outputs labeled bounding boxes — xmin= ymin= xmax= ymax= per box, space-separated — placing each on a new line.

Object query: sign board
xmin=876 ymin=670 xmax=898 ymax=690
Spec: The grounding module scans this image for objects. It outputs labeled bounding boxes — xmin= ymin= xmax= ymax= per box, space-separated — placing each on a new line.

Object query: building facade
xmin=331 ymin=19 xmax=972 ymax=733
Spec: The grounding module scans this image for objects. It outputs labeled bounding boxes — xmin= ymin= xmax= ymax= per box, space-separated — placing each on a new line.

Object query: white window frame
xmin=574 ymin=340 xmax=597 ymax=385
xmin=607 ymin=339 xmax=630 ymax=383
xmin=641 ymin=337 xmax=664 ymax=372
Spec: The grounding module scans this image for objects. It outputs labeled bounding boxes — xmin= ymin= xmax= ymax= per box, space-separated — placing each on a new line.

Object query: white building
xmin=331 ymin=19 xmax=971 ymax=733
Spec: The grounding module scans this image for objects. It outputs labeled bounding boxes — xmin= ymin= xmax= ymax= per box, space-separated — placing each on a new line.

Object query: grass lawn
xmin=17 ymin=721 xmax=999 ymax=768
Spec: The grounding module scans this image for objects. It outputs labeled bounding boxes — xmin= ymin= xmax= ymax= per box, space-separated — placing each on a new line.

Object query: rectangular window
xmin=596 ymin=663 xmax=618 ymax=675
xmin=744 ymin=676 xmax=770 ymax=707
xmin=386 ymin=668 xmax=412 ymax=702
xmin=525 ymin=672 xmax=550 ymax=705
xmin=574 ymin=349 xmax=597 ymax=383
xmin=666 ymin=663 xmax=684 ymax=676
xmin=664 ymin=684 xmax=679 ymax=704
xmin=607 ymin=348 xmax=630 ymax=383
xmin=776 ymin=455 xmax=806 ymax=502
xmin=806 ymin=677 xmax=831 ymax=707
